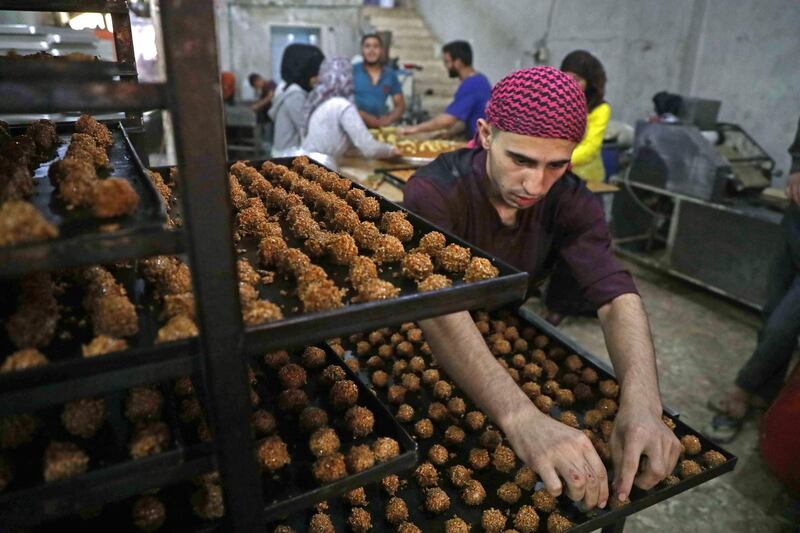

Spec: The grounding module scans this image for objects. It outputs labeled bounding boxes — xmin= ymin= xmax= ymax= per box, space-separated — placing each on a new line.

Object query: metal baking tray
xmin=299 ymin=307 xmax=737 ymax=533
xmin=0 ymin=56 xmax=138 ymax=81
xmin=254 ymin=343 xmax=417 ymax=522
xmin=0 ymin=380 xmax=214 ymax=527
xmin=0 ymin=264 xmax=199 ymax=416
xmin=0 ymin=121 xmax=183 ymax=278
xmin=227 ymin=157 xmax=529 ymax=356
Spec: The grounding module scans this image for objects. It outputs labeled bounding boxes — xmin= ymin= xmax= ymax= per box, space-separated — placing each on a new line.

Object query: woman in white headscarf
xmin=301 ymin=57 xmax=399 ymax=161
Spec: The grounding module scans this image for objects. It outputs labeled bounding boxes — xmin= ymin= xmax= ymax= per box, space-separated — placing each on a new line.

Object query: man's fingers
xmin=585 ymin=445 xmax=609 ymax=508
xmin=537 ymin=463 xmax=563 ymax=497
xmin=557 ymin=460 xmax=587 ymax=503
xmin=615 ymin=439 xmax=644 ymax=501
xmin=634 ymin=440 xmax=667 ymax=490
xmin=581 ymin=459 xmax=601 ymax=509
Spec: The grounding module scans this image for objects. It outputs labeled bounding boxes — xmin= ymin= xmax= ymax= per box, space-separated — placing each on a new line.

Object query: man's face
xmin=478 ymin=119 xmax=576 ymax=210
xmin=251 ymin=77 xmax=264 ymax=90
xmin=362 ymin=37 xmax=382 ymax=65
xmin=443 ymin=52 xmax=459 ymax=78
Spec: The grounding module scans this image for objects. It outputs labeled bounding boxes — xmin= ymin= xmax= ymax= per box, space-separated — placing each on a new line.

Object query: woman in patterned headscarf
xmin=301 ymin=57 xmax=398 ymax=161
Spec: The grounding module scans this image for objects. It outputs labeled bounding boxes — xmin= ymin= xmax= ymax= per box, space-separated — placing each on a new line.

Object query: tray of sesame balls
xmin=262 ymin=308 xmax=736 ymax=533
xmin=0 ymin=118 xmax=179 ymax=277
xmin=213 ymin=156 xmax=528 ymax=356
xmin=165 ymin=342 xmax=417 ymax=524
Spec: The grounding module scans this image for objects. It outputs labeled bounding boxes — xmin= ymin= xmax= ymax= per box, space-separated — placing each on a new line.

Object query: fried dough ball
xmin=300 ymin=346 xmax=327 ymax=369
xmin=417 ymin=274 xmax=452 ymax=292
xmin=597 ymin=398 xmax=618 ymax=418
xmin=372 ymin=437 xmax=400 ymax=462
xmin=345 ymin=406 xmax=374 ymax=437
xmin=43 ymin=441 xmax=89 ymax=482
xmin=447 ymin=397 xmax=467 ymax=418
xmin=444 ymin=517 xmax=471 ymax=533
xmin=381 ymin=474 xmax=401 ymax=495
xmin=348 ymin=255 xmax=378 ymax=290
xmin=62 ymin=397 xmax=105 ymax=439
xmin=258 ymin=236 xmax=288 ymax=267
xmin=408 ymin=356 xmax=426 ymax=373
xmin=464 ymin=257 xmax=500 ymax=282
xmin=373 ymin=234 xmax=405 ymax=264
xmin=347 ymin=507 xmax=372 ymax=533
xmin=418 ymin=231 xmax=446 ymax=255
xmin=278 ymin=363 xmax=307 ymax=389
xmin=702 ymin=450 xmax=726 ymax=468
xmin=433 ymin=380 xmax=453 ymax=400
xmin=401 ymin=373 xmax=421 ymax=393
xmin=462 ymin=479 xmax=487 ymax=506
xmin=371 ymin=370 xmax=389 ymax=388
xmin=125 ymin=387 xmax=163 ymax=423
xmin=421 ymin=444 xmax=447 ymax=467
xmin=326 ymin=232 xmax=359 ymax=265
xmin=397 ymin=522 xmax=422 ymax=533
xmin=309 ymin=512 xmax=335 ymax=533
xmin=679 ymin=459 xmax=702 ymax=478
xmin=0 ymin=200 xmax=58 ymax=246
xmin=156 ymin=315 xmax=198 ymax=343
xmin=422 ymin=369 xmax=441 ymax=386
xmin=395 ymin=403 xmax=415 ymax=424
xmin=515 ymin=466 xmax=538 ymax=491
xmin=328 ymin=379 xmax=359 ymax=410
xmin=76 ymin=114 xmax=113 ymax=147
xmin=521 ymin=382 xmax=541 ymax=400
xmin=1 ymin=348 xmax=49 ymax=373
xmin=425 ymin=487 xmax=451 ymax=513
xmin=464 ymin=410 xmax=486 ymax=432
xmin=357 ymin=196 xmax=381 ymax=220
xmin=277 ymin=388 xmax=309 ymax=412
xmin=414 ymin=418 xmax=435 ymax=439
xmin=469 ymin=448 xmax=491 ymax=470
xmin=437 ymin=244 xmax=471 ymax=273
xmin=428 ymin=402 xmax=449 ymax=423
xmin=355 ymin=278 xmax=401 ymax=302
xmin=443 ymin=465 xmax=470 ymax=489
xmin=534 ymin=394 xmax=553 ymax=414
xmin=352 ymin=221 xmax=381 ymax=251
xmin=681 ymin=434 xmax=702 ymax=456
xmin=313 ymin=452 xmax=348 ymax=483
xmin=493 ymin=444 xmax=517 ymax=472
xmin=414 ymin=461 xmax=439 ymax=487
xmin=444 ymin=425 xmax=466 ymax=446
xmin=264 ymin=350 xmax=290 ymax=369
xmin=343 ymin=486 xmax=368 ymax=506
xmin=346 ymin=444 xmax=376 ymax=473
xmin=132 ymin=494 xmax=166 ymax=532
xmin=547 ymin=513 xmax=574 ymax=533
xmin=482 ymin=508 xmax=507 ymax=533
xmin=492 ymin=339 xmax=512 ymax=356
xmin=381 ymin=211 xmax=414 ymax=242
xmin=558 ymin=411 xmax=580 ymax=429
xmin=513 ymin=505 xmax=540 ymax=533
xmin=479 ymin=429 xmax=502 ymax=450
xmin=298 ymin=279 xmax=346 ymax=312
xmin=91 ymin=177 xmax=140 ymax=218
xmin=385 ymin=496 xmax=409 ymax=525
xmin=531 ymin=490 xmax=557 ymax=513
xmin=599 ymin=379 xmax=620 ymax=398
xmin=57 ymin=166 xmax=97 ymax=207
xmin=48 ymin=156 xmax=94 ymax=187
xmin=497 ymin=481 xmax=522 ymax=504
xmin=130 ymin=421 xmax=171 ymax=459
xmin=309 ymin=427 xmax=340 ymax=457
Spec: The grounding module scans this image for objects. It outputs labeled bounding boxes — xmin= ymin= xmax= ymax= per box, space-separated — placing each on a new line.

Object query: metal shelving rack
xmin=0 ymin=1 xmax=528 ymax=530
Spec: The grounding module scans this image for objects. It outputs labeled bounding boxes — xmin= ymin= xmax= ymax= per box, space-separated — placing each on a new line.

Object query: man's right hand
xmin=786 ymin=171 xmax=800 ymax=204
xmin=503 ymin=403 xmax=609 ymax=509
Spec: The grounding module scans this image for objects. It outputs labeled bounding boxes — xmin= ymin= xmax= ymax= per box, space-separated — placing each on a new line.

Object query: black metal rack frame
xmin=0 ymin=1 xmax=524 ymax=530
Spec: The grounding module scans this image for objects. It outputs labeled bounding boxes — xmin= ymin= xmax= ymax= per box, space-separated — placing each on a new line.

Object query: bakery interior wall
xmin=416 ymin=0 xmax=800 ymax=179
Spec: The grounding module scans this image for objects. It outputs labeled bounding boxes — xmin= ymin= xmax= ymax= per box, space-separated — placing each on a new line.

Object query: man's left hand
xmin=609 ymin=401 xmax=681 ymax=502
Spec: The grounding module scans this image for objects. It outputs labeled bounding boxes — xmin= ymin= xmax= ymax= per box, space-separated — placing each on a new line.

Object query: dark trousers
xmin=736 ymin=204 xmax=800 ymax=403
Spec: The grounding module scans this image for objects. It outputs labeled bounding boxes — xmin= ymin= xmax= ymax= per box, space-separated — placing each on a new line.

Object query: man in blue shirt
xmin=398 ymin=40 xmax=491 ymax=139
xmin=353 ymin=34 xmax=405 ymax=128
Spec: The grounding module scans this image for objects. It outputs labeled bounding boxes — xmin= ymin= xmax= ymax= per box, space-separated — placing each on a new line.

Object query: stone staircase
xmin=361 ymin=5 xmax=458 ymax=117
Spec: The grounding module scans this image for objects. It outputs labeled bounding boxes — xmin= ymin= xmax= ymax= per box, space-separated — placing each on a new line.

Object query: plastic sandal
xmin=705 ymin=414 xmax=743 ymax=444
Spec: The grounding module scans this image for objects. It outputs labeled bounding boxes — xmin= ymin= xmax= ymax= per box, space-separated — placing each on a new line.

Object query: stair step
xmin=367 ymin=16 xmax=427 ymax=29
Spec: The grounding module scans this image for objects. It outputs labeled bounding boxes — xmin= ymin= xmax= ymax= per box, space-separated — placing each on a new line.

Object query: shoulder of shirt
xmin=412 ymin=148 xmax=475 ymax=188
xmin=590 ymin=102 xmax=612 ymax=117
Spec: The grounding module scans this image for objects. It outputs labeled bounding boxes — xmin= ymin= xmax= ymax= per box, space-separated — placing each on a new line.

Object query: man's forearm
xmin=411 ymin=113 xmax=458 ymax=134
xmin=597 ymin=293 xmax=662 ymax=415
xmin=418 ymin=311 xmax=537 ymax=430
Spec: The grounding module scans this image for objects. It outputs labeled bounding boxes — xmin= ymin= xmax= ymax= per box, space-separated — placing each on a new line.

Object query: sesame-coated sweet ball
xmin=414 ymin=461 xmax=439 ymax=487
xmin=373 ymin=234 xmax=405 ymax=264
xmin=397 ymin=522 xmax=422 ymax=533
xmin=448 ymin=464 xmax=473 ymax=488
xmin=433 ymin=380 xmax=453 ymax=400
xmin=345 ymin=406 xmax=374 ymax=437
xmin=447 ymin=397 xmax=467 ymax=418
xmin=547 ymin=513 xmax=574 ymax=533
xmin=278 ymin=363 xmax=307 ymax=389
xmin=408 ymin=355 xmax=426 ymax=373
xmin=277 ymin=388 xmax=309 ymax=412
xmin=346 ymin=444 xmax=376 ymax=473
xmin=326 ymin=232 xmax=359 ymax=265
xmin=482 ymin=508 xmax=507 ymax=533
xmin=428 ymin=444 xmax=450 ymax=466
xmin=497 ymin=481 xmax=522 ymax=504
xmin=511 ymin=353 xmax=527 ymax=369
xmin=534 ymin=394 xmax=553 ymax=414
xmin=387 ymin=384 xmax=407 ymax=405
xmin=252 ymin=409 xmax=277 ymax=436
xmin=531 ymin=489 xmax=557 ymax=513
xmin=436 ymin=244 xmax=471 ymax=274
xmin=309 ymin=427 xmax=340 ymax=458
xmin=414 ymin=418 xmax=435 ymax=439
xmin=401 ymin=252 xmax=434 ymax=281
xmin=513 ymin=505 xmax=540 ymax=533
xmin=679 ymin=459 xmax=702 ymax=479
xmin=520 ymin=382 xmax=541 ymax=401
xmin=372 ymin=437 xmax=400 ymax=462
xmin=681 ymin=434 xmax=702 ymax=456
xmin=371 ymin=370 xmax=389 ymax=388
xmin=702 ymin=450 xmax=726 ymax=468
xmin=428 ymin=402 xmax=449 ymax=423
xmin=302 ymin=346 xmax=327 ymax=369
xmin=381 ymin=474 xmax=401 ymax=495
xmin=422 ymin=368 xmax=440 ymax=386
xmin=560 ymin=372 xmax=580 ymax=389
xmin=492 ymin=338 xmax=513 ymax=356
xmin=320 ymin=364 xmax=346 ymax=385
xmin=464 ymin=257 xmax=500 ymax=282
xmin=573 ymin=383 xmax=594 ymax=402
xmin=542 ymin=360 xmax=559 ymax=380
xmin=329 ymin=380 xmax=359 ymax=410
xmin=461 ymin=479 xmax=487 ymax=506
xmin=522 ymin=363 xmax=543 ymax=381
xmin=264 ymin=350 xmax=290 ymax=369
xmin=492 ymin=444 xmax=517 ymax=473
xmin=599 ymin=420 xmax=614 ymax=441
xmin=580 ymin=366 xmax=599 ymax=384
xmin=444 ymin=425 xmax=466 ymax=446
xmin=597 ymin=398 xmax=618 ymax=418
xmin=43 ymin=441 xmax=89 ymax=482
xmin=397 ymin=341 xmax=416 ymax=359
xmin=343 ymin=486 xmax=369 ymax=506
xmin=299 ymin=406 xmax=329 ymax=433
xmin=563 ymin=354 xmax=583 ymax=373
xmin=355 ymin=278 xmax=401 ymax=302
xmin=444 ymin=517 xmax=471 ymax=533
xmin=469 ymin=447 xmax=491 ymax=470
xmin=384 ymin=496 xmax=409 ymax=525
xmin=425 ymin=487 xmax=451 ymax=513
xmin=381 ymin=211 xmax=415 ymax=242
xmin=312 ymin=452 xmax=347 ymax=483
xmin=353 ymin=221 xmax=382 ymax=251
xmin=406 ymin=327 xmax=424 ymax=343
xmin=125 ymin=387 xmax=163 ymax=424
xmin=132 ymin=494 xmax=166 ymax=532
xmin=308 ymin=512 xmax=335 ymax=533
xmin=377 ymin=343 xmax=395 ymax=360
xmin=479 ymin=429 xmax=502 ymax=450
xmin=346 ymin=507 xmax=372 ymax=533
xmin=255 ymin=436 xmax=290 ymax=472
xmin=61 ymin=397 xmax=106 ymax=439
xmin=515 ymin=466 xmax=538 ymax=491
xmin=583 ymin=409 xmax=603 ymax=429
xmin=417 ymin=274 xmax=453 ymax=292
xmin=465 ymin=410 xmax=486 ymax=432
xmin=599 ymin=379 xmax=620 ymax=398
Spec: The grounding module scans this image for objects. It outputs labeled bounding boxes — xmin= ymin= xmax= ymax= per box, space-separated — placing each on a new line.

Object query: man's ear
xmin=477 ymin=119 xmax=492 ymax=150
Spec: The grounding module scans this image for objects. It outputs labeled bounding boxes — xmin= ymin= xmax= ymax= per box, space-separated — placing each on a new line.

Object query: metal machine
xmin=611 ymin=99 xmax=786 ymax=310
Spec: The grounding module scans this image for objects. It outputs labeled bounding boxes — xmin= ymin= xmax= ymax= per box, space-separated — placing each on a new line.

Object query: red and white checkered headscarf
xmin=485 ymin=66 xmax=587 ymax=143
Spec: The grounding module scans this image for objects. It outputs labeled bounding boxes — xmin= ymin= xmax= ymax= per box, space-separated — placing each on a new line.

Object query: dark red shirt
xmin=403 ymin=147 xmax=637 ymax=307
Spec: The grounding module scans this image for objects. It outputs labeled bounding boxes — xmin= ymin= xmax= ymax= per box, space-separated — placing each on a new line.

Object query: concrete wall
xmin=416 ymin=0 xmax=800 ymax=175
xmin=215 ymin=0 xmax=363 ymax=99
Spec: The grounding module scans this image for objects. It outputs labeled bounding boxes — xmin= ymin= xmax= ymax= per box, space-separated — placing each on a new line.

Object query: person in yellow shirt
xmin=561 ymin=50 xmax=610 ymax=183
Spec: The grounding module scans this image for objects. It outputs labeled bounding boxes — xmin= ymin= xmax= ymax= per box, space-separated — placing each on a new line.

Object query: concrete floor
xmin=530 ymin=259 xmax=797 ymax=533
